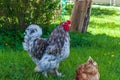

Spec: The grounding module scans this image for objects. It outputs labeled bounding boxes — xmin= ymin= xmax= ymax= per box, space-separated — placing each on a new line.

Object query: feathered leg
xmin=34 ymin=66 xmax=41 ymax=72
xmin=34 ymin=66 xmax=48 ymax=77
xmin=55 ymin=68 xmax=62 ymax=77
xmin=42 ymin=71 xmax=48 ymax=77
xmin=51 ymin=63 xmax=63 ymax=77
xmin=48 ymin=63 xmax=62 ymax=77
xmin=49 ymin=68 xmax=62 ymax=77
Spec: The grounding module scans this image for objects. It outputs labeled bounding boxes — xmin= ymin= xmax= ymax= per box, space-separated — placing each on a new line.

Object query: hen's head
xmin=62 ymin=20 xmax=71 ymax=32
xmin=24 ymin=24 xmax=42 ymax=39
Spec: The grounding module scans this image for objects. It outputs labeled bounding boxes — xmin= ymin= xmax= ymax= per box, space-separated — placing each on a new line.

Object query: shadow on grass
xmin=70 ymin=32 xmax=120 ymax=52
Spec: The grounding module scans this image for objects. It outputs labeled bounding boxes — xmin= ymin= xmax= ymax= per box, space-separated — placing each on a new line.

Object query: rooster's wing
xmin=32 ymin=38 xmax=48 ymax=59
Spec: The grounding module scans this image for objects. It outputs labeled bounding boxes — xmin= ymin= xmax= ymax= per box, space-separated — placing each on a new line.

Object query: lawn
xmin=0 ymin=5 xmax=120 ymax=80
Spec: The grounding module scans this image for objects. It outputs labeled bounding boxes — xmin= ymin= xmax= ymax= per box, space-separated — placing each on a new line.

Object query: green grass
xmin=0 ymin=6 xmax=120 ymax=80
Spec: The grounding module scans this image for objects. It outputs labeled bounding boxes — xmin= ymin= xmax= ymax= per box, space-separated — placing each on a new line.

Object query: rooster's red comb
xmin=65 ymin=20 xmax=71 ymax=24
xmin=62 ymin=20 xmax=71 ymax=32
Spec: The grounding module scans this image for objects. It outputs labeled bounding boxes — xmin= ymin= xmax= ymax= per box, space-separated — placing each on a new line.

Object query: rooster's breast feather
xmin=46 ymin=25 xmax=68 ymax=55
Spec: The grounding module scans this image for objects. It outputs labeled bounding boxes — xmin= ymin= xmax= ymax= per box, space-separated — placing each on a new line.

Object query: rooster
xmin=23 ymin=20 xmax=71 ymax=77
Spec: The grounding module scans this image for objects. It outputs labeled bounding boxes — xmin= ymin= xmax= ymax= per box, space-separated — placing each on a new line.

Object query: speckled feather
xmin=28 ymin=24 xmax=69 ymax=60
xmin=32 ymin=38 xmax=48 ymax=59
